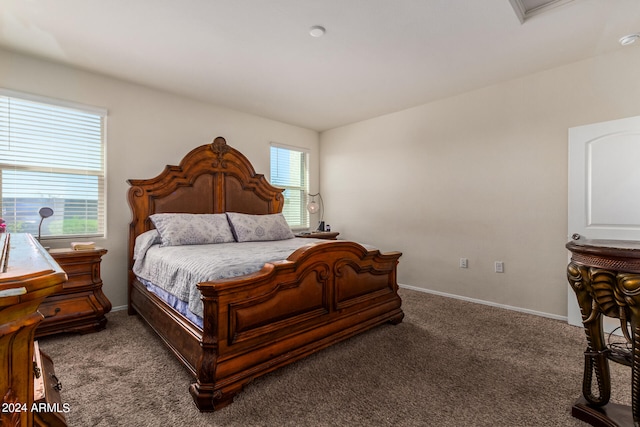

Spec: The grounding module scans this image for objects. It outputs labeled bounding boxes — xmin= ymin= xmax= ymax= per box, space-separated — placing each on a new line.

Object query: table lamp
xmin=307 ymin=193 xmax=324 ymax=231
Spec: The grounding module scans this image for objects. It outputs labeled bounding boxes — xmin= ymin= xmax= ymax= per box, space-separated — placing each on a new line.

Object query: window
xmin=270 ymin=144 xmax=309 ymax=229
xmin=0 ymin=90 xmax=106 ymax=239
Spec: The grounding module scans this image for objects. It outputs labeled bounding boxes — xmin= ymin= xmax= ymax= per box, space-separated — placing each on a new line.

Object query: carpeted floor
xmin=37 ymin=288 xmax=631 ymax=426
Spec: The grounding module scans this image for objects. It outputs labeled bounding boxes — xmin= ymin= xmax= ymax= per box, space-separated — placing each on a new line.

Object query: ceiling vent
xmin=509 ymin=0 xmax=576 ymax=23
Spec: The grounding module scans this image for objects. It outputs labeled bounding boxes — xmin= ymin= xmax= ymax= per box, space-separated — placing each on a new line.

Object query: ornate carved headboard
xmin=127 ymin=137 xmax=285 ymax=269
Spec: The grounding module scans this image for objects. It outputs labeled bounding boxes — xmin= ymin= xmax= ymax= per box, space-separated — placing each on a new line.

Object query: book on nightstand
xmin=70 ymin=241 xmax=95 ymax=250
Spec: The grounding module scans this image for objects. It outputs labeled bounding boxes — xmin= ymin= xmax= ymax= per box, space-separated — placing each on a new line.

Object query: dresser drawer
xmin=39 ymin=295 xmax=96 ymax=322
xmin=62 ymin=271 xmax=96 ymax=290
xmin=59 ymin=261 xmax=93 ymax=278
xmin=35 ymin=349 xmax=67 ymax=427
xmin=51 ymin=249 xmax=106 ymax=290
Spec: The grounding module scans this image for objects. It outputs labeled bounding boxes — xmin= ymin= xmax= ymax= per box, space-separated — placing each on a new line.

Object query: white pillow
xmin=149 ymin=213 xmax=235 ymax=246
xmin=226 ymin=212 xmax=294 ymax=242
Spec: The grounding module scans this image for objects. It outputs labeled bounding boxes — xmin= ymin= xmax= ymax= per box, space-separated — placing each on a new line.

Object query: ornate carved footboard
xmin=190 ymin=240 xmax=402 ymax=410
xmin=128 ymin=137 xmax=403 ymax=411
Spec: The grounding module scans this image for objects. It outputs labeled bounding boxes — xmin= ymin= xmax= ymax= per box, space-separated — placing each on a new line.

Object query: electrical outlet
xmin=459 ymin=258 xmax=468 ymax=268
xmin=495 ymin=261 xmax=504 ymax=273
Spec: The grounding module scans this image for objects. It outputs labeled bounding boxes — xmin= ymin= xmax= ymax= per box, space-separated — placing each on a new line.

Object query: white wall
xmin=0 ymin=48 xmax=319 ymax=310
xmin=4 ymin=44 xmax=639 ymax=319
xmin=320 ymin=47 xmax=640 ymax=318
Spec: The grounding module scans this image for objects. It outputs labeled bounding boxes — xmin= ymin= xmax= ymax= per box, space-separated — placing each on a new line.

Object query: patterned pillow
xmin=149 ymin=213 xmax=235 ymax=246
xmin=226 ymin=212 xmax=295 ymax=242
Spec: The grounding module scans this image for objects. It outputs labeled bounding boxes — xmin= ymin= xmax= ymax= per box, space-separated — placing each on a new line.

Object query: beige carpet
xmin=37 ymin=288 xmax=631 ymax=426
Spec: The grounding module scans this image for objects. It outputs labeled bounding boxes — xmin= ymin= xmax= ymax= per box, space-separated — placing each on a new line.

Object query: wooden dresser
xmin=36 ymin=248 xmax=110 ymax=338
xmin=0 ymin=233 xmax=68 ymax=427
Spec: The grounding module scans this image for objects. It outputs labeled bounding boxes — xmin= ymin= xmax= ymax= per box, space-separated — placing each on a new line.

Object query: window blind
xmin=0 ymin=91 xmax=106 ymax=238
xmin=270 ymin=144 xmax=309 ymax=229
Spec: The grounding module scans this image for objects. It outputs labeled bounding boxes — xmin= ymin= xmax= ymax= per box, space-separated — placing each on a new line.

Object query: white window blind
xmin=0 ymin=91 xmax=106 ymax=239
xmin=270 ymin=144 xmax=308 ymax=229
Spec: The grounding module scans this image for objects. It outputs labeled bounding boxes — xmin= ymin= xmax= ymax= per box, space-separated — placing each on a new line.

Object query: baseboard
xmin=116 ymin=288 xmax=568 ymax=321
xmin=398 ymin=283 xmax=568 ymax=322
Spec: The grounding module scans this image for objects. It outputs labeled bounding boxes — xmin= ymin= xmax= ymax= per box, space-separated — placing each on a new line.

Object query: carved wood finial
xmin=2 ymin=388 xmax=20 ymax=427
xmin=210 ymin=137 xmax=230 ymax=168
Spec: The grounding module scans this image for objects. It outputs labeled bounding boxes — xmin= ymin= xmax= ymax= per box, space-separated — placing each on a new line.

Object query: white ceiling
xmin=1 ymin=0 xmax=639 ymax=131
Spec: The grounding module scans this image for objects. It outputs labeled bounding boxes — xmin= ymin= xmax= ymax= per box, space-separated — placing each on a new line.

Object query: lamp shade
xmin=306 ymin=193 xmax=324 ymax=231
xmin=307 ymin=200 xmax=320 ymax=214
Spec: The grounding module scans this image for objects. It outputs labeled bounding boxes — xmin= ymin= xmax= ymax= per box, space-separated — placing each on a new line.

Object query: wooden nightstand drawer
xmin=37 ymin=293 xmax=108 ymax=336
xmin=60 ymin=262 xmax=93 ymax=278
xmin=39 ymin=295 xmax=96 ymax=320
xmin=36 ymin=248 xmax=110 ymax=337
xmin=62 ymin=271 xmax=95 ymax=290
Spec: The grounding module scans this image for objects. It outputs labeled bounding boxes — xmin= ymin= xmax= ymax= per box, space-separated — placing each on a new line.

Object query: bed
xmin=127 ymin=136 xmax=403 ymax=411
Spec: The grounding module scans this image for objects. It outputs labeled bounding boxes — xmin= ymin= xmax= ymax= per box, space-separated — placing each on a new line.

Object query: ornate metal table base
xmin=573 ymin=397 xmax=633 ymax=427
xmin=566 ymin=238 xmax=640 ymax=427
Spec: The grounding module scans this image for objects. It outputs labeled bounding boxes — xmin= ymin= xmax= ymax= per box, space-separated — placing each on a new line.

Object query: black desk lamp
xmin=38 ymin=207 xmax=54 ymax=242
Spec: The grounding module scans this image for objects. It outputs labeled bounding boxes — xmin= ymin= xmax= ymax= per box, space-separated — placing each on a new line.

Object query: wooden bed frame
xmin=127 ymin=137 xmax=403 ymax=411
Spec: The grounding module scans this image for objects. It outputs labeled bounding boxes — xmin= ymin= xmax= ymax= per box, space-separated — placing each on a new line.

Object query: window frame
xmin=269 ymin=142 xmax=310 ymax=230
xmin=0 ymin=89 xmax=107 ymax=240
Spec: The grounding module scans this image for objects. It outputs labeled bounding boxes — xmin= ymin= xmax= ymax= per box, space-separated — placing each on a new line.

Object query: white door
xmin=567 ymin=116 xmax=640 ymax=326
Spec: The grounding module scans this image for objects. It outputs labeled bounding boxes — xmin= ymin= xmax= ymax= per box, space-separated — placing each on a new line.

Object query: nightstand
xmin=295 ymin=231 xmax=340 ymax=240
xmin=36 ymin=247 xmax=111 ymax=337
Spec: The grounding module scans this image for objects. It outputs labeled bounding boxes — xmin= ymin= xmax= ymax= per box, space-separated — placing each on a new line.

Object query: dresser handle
xmin=44 ymin=307 xmax=61 ymax=318
xmin=51 ymin=374 xmax=62 ymax=391
xmin=33 ymin=361 xmax=41 ymax=379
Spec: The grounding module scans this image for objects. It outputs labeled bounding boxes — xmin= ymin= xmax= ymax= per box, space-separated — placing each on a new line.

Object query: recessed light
xmin=619 ymin=33 xmax=640 ymax=46
xmin=309 ymin=26 xmax=326 ymax=38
